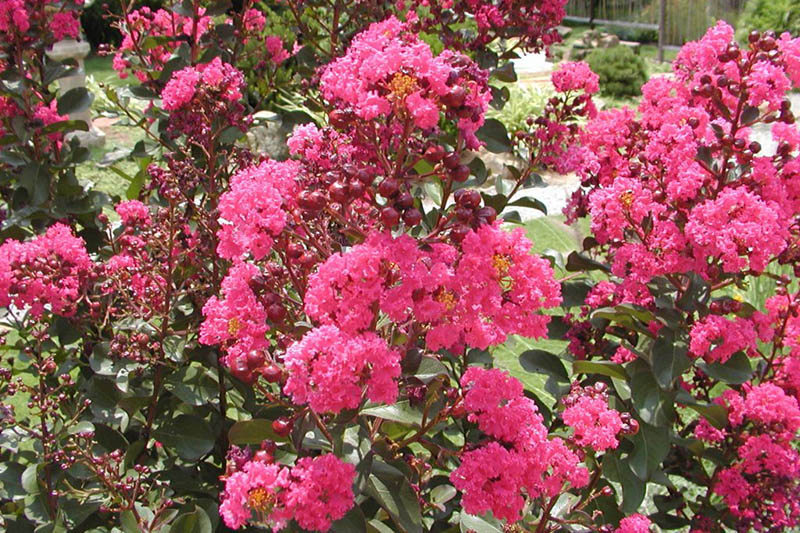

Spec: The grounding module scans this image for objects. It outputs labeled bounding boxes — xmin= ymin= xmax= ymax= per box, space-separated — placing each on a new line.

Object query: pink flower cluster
xmin=220 ymin=453 xmax=355 ymax=531
xmin=688 ymin=314 xmax=759 ymax=364
xmin=283 ymin=325 xmax=401 ymax=413
xmin=217 ymin=160 xmax=301 ymax=261
xmin=710 ymin=384 xmax=800 ymax=529
xmin=616 ymin=514 xmax=652 ymax=533
xmin=114 ymin=7 xmax=212 ymax=81
xmin=450 ymin=368 xmax=588 ymax=523
xmin=319 ymin=16 xmax=491 ymax=148
xmin=562 ymin=385 xmax=624 ymax=452
xmin=551 ymin=61 xmax=599 ymax=95
xmin=161 ymin=57 xmax=245 ymax=111
xmin=304 ymin=224 xmax=560 ymax=352
xmin=0 ymin=0 xmax=81 ymax=40
xmin=200 ymin=262 xmax=270 ymax=383
xmin=569 ymin=22 xmax=799 ymax=294
xmin=0 ymin=224 xmax=93 ymax=319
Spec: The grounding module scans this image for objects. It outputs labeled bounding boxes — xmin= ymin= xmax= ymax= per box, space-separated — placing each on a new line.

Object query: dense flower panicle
xmin=616 ymin=514 xmax=652 ymax=533
xmin=304 ymin=239 xmax=386 ymax=334
xmin=0 ymin=0 xmax=81 ymax=40
xmin=114 ymin=7 xmax=212 ymax=80
xmin=428 ymin=224 xmax=561 ymax=351
xmin=562 ymin=389 xmax=624 ymax=451
xmin=0 ymin=224 xmax=93 ymax=318
xmin=220 ymin=460 xmax=290 ymax=530
xmin=284 ymin=455 xmax=356 ymax=531
xmin=319 ymin=16 xmax=491 ymax=148
xmin=451 ymin=368 xmax=588 ymax=523
xmin=684 ymin=188 xmax=788 ymax=274
xmin=217 ymin=160 xmax=301 ymax=260
xmin=200 ymin=262 xmax=269 ymax=381
xmin=551 ymin=61 xmax=599 ymax=95
xmin=161 ymin=57 xmax=245 ymax=110
xmin=115 ymin=200 xmax=152 ymax=228
xmin=460 ymin=367 xmax=544 ymax=445
xmin=283 ymin=325 xmax=401 ymax=413
xmin=688 ymin=315 xmax=758 ymax=363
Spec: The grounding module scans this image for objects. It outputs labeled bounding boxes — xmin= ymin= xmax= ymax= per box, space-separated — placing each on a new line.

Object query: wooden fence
xmin=565 ymin=0 xmax=746 ymax=48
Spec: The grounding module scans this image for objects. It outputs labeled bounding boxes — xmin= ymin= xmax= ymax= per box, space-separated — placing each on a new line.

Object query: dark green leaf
xmin=603 ymin=454 xmax=645 ymax=514
xmin=651 ymin=330 xmax=691 ymax=389
xmin=459 ymin=513 xmax=504 ymax=533
xmin=153 ymin=415 xmax=214 ymax=462
xmin=630 ymin=361 xmax=675 ymax=426
xmin=697 ymin=351 xmax=753 ymax=384
xmin=628 ymin=422 xmax=670 ymax=480
xmin=572 ymin=360 xmax=628 ymax=381
xmin=362 ymin=401 xmax=423 ymax=427
xmin=561 ymin=280 xmax=593 ymax=308
xmin=57 ymin=88 xmax=93 ymax=115
xmin=367 ymin=461 xmax=422 ymax=533
xmin=519 ymin=350 xmax=568 ymax=382
xmin=169 ymin=506 xmax=212 ymax=533
xmin=228 ymin=419 xmax=286 ymax=445
xmin=475 ymin=118 xmax=511 ymax=153
xmin=331 ymin=506 xmax=367 ymax=533
xmin=565 ymin=251 xmax=610 ymax=272
xmin=491 ymin=62 xmax=517 ymax=82
xmin=508 ymin=196 xmax=547 ymax=214
xmin=686 ymin=403 xmax=728 ymax=430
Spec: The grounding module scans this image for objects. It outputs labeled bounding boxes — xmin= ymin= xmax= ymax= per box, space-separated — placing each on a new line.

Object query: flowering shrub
xmin=0 ymin=1 xmax=798 ymax=533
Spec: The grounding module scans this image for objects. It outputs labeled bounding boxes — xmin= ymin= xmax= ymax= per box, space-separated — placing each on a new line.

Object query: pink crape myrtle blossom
xmin=451 ymin=368 xmax=588 ymax=523
xmin=0 ymin=224 xmax=93 ymax=318
xmin=616 ymin=514 xmax=652 ymax=533
xmin=319 ymin=16 xmax=490 ymax=148
xmin=285 ymin=455 xmax=356 ymax=531
xmin=217 ymin=160 xmax=301 ymax=260
xmin=282 ymin=325 xmax=401 ymax=413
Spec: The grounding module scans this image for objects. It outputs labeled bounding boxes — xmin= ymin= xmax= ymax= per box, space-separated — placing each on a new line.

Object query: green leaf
xmin=414 ymin=357 xmax=449 ymax=384
xmin=361 ymin=401 xmax=423 ymax=427
xmin=331 ymin=506 xmax=368 ymax=533
xmin=685 ymin=402 xmax=728 ymax=430
xmin=57 ymin=87 xmax=93 ymax=115
xmin=367 ymin=463 xmax=423 ymax=533
xmin=165 ymin=363 xmax=217 ymax=407
xmin=228 ymin=419 xmax=286 ymax=445
xmin=21 ymin=464 xmax=39 ymax=494
xmin=572 ymin=360 xmax=628 ymax=381
xmin=491 ymin=62 xmax=517 ymax=82
xmin=475 ymin=118 xmax=511 ymax=153
xmin=697 ymin=351 xmax=753 ymax=384
xmin=507 ymin=196 xmax=547 ymax=215
xmin=519 ymin=350 xmax=568 ymax=382
xmin=561 ymin=280 xmax=593 ymax=308
xmin=630 ymin=361 xmax=675 ymax=426
xmin=120 ymin=510 xmax=139 ymax=533
xmin=153 ymin=415 xmax=215 ymax=462
xmin=628 ymin=422 xmax=670 ymax=481
xmin=459 ymin=513 xmax=504 ymax=533
xmin=565 ymin=251 xmax=610 ymax=273
xmin=603 ymin=454 xmax=645 ymax=514
xmin=430 ymin=485 xmax=457 ymax=505
xmin=169 ymin=506 xmax=212 ymax=533
xmin=651 ymin=330 xmax=691 ymax=389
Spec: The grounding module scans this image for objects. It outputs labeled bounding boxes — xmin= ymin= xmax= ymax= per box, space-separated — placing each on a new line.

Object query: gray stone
xmin=46 ymin=39 xmax=105 ymax=148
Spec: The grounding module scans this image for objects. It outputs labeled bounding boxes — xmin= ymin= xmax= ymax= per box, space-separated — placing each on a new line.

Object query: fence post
xmin=658 ymin=0 xmax=666 ymax=62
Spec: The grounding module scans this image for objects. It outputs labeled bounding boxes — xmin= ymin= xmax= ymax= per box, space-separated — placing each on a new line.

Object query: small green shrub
xmin=487 ymin=84 xmax=551 ymax=134
xmin=586 ymin=46 xmax=648 ymax=98
xmin=736 ymin=0 xmax=800 ymax=40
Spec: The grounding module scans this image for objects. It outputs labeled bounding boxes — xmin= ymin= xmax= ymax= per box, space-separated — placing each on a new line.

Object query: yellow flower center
xmin=434 ymin=287 xmax=457 ymax=311
xmin=227 ymin=317 xmax=241 ymax=336
xmin=387 ymin=72 xmax=418 ymax=100
xmin=619 ymin=190 xmax=635 ymax=210
xmin=492 ymin=254 xmax=512 ymax=277
xmin=247 ymin=487 xmax=275 ymax=513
